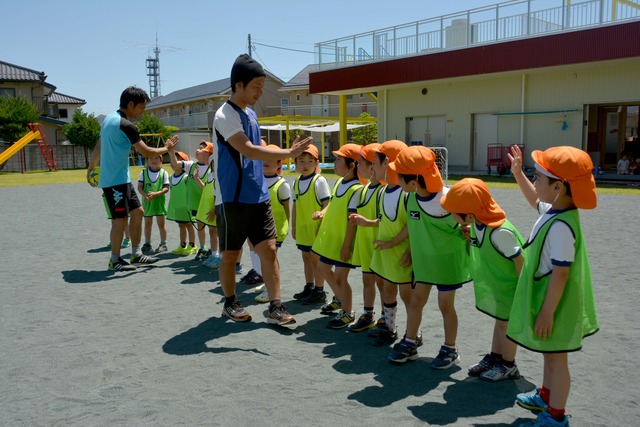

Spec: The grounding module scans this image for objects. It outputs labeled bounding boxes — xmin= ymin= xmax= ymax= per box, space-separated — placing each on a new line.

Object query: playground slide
xmin=0 ymin=130 xmax=40 ymax=165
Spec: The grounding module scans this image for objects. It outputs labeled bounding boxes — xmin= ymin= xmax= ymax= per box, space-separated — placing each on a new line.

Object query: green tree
xmin=136 ymin=112 xmax=175 ymax=139
xmin=63 ymin=108 xmax=101 ymax=166
xmin=350 ymin=112 xmax=378 ymax=145
xmin=0 ymin=95 xmax=41 ymax=143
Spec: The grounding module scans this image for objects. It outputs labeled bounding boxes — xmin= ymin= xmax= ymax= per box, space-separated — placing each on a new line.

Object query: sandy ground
xmin=0 ymin=181 xmax=638 ymax=426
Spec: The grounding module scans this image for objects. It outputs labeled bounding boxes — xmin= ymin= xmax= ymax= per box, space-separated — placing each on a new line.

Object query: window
xmin=59 ymin=109 xmax=68 ymax=119
xmin=296 ymin=94 xmax=300 ymax=102
xmin=359 ymin=94 xmax=364 ymax=98
xmin=0 ymin=88 xmax=16 ymax=98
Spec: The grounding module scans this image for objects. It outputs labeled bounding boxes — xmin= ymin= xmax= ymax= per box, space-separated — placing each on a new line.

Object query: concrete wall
xmin=380 ymin=58 xmax=640 ymax=171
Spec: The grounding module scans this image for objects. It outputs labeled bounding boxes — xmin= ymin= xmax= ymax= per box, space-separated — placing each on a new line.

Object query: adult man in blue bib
xmin=213 ymin=54 xmax=312 ymax=325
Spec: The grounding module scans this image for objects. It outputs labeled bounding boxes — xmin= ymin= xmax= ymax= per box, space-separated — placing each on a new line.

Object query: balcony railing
xmin=315 ymin=0 xmax=640 ymax=69
xmin=155 ymin=102 xmax=379 ymax=130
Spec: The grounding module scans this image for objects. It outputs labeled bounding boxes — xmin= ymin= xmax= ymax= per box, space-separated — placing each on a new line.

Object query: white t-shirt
xmin=381 ymin=185 xmax=405 ymax=221
xmin=294 ymin=174 xmax=331 ymax=204
xmin=475 ymin=223 xmax=522 ymax=259
xmin=137 ymin=168 xmax=170 ymax=187
xmin=334 ymin=178 xmax=363 ymax=213
xmin=214 ymin=102 xmax=245 ymax=141
xmin=182 ymin=160 xmax=208 ymax=180
xmin=413 ymin=187 xmax=449 ymax=218
xmin=265 ymin=175 xmax=291 ymax=203
xmin=617 ymin=158 xmax=630 ymax=174
xmin=528 ymin=202 xmax=576 ymax=276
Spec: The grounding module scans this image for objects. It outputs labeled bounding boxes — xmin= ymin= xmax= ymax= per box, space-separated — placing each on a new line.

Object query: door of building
xmin=472 ymin=113 xmax=498 ymax=171
xmin=405 ymin=115 xmax=446 ymax=147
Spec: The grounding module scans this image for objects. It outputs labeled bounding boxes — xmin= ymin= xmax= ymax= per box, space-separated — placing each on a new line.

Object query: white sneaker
xmin=255 ymin=289 xmax=270 ymax=303
xmin=480 ymin=362 xmax=520 ymax=382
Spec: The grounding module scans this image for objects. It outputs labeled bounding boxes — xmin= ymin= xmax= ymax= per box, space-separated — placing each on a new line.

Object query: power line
xmin=252 ymin=42 xmax=314 ymax=54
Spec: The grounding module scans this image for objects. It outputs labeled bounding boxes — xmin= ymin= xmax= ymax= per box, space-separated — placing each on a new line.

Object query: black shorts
xmin=215 ymin=201 xmax=277 ymax=251
xmin=103 ymin=183 xmax=141 ymax=219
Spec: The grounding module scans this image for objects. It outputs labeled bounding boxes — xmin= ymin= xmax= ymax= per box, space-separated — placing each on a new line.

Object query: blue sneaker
xmin=235 ymin=263 xmax=243 ymax=274
xmin=516 ymin=388 xmax=548 ymax=412
xmin=519 ymin=410 xmax=569 ymax=427
xmin=121 ymin=238 xmax=131 ymax=248
xmin=388 ymin=340 xmax=418 ymax=364
xmin=202 ymin=253 xmax=221 ymax=269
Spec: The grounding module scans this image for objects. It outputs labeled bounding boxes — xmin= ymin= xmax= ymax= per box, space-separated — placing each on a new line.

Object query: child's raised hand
xmin=508 ymin=145 xmax=523 ymax=175
xmin=289 ymin=136 xmax=313 ymax=158
xmin=165 ymin=135 xmax=179 ymax=151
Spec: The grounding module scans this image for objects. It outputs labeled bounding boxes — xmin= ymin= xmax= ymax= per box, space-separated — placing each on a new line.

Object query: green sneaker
xmin=121 ymin=238 xmax=131 ymax=248
xmin=171 ymin=245 xmax=186 ymax=255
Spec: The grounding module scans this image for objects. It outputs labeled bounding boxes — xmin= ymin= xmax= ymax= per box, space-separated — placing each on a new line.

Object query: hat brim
xmin=570 ymin=174 xmax=598 ymax=209
xmin=532 ymin=149 xmax=597 ymax=209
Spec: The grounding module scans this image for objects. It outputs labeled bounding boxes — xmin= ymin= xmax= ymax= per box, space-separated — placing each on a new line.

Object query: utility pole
xmin=247 ymin=34 xmax=252 ymax=57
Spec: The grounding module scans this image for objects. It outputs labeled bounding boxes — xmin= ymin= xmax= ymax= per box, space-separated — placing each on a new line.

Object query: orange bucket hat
xmin=531 ymin=146 xmax=597 ymax=209
xmin=298 ymin=144 xmax=318 ymax=160
xmin=388 ymin=145 xmax=443 ymax=193
xmin=440 ymin=178 xmax=506 ymax=227
xmin=374 ymin=140 xmax=408 ymax=185
xmin=199 ymin=141 xmax=214 ymax=154
xmin=266 ymin=144 xmax=280 ymax=150
xmin=333 ymin=143 xmax=362 ymax=161
xmin=360 ymin=143 xmax=380 ymax=164
xmin=175 ymin=151 xmax=189 ymax=162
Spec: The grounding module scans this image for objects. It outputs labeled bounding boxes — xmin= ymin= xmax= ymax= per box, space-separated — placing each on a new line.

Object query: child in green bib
xmin=291 ymin=145 xmax=331 ymax=305
xmin=441 ymin=178 xmax=524 ymax=381
xmin=137 ymin=155 xmax=169 ymax=253
xmin=508 ymin=145 xmax=599 ymax=427
xmin=166 ymin=149 xmax=197 ymax=255
xmin=387 ymin=146 xmax=471 ymax=368
xmin=254 ymin=144 xmax=291 ymax=303
xmin=350 ymin=140 xmax=411 ymax=348
xmin=349 ymin=143 xmax=385 ymax=332
xmin=311 ymin=144 xmax=363 ymax=328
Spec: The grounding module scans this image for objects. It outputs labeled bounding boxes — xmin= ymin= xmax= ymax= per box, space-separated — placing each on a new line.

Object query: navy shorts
xmin=413 ymin=282 xmax=464 ymax=292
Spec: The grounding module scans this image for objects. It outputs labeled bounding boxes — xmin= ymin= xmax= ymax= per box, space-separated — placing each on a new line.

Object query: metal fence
xmin=0 ymin=144 xmax=89 ymax=172
xmin=315 ymin=0 xmax=640 ymax=68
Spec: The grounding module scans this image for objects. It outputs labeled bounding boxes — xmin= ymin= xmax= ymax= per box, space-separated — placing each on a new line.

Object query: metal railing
xmin=155 ymin=103 xmax=379 ymax=131
xmin=315 ymin=0 xmax=640 ymax=69
xmin=265 ymin=102 xmax=378 ymax=118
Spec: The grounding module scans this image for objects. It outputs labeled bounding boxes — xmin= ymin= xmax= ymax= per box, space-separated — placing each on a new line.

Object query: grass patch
xmin=1 ymin=167 xmax=638 ymax=195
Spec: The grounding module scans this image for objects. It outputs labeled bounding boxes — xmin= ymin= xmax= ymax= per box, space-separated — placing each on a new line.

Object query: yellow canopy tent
xmin=258 ymin=115 xmax=377 ymax=165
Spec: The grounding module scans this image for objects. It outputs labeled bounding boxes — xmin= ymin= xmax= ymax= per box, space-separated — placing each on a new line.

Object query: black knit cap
xmin=230 ymin=54 xmax=266 ymax=87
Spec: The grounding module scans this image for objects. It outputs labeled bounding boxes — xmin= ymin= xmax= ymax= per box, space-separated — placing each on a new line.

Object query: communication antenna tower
xmin=146 ymin=35 xmax=161 ymax=98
